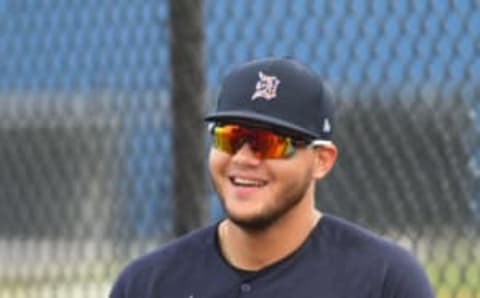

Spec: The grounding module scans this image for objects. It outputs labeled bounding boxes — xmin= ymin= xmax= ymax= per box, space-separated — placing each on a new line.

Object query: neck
xmin=218 ymin=197 xmax=322 ymax=271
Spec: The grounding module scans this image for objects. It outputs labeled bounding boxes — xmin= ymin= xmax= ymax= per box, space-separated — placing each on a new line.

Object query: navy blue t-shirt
xmin=110 ymin=214 xmax=434 ymax=298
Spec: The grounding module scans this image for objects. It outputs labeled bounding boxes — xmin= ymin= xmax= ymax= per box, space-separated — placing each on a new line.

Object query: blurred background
xmin=0 ymin=0 xmax=479 ymax=297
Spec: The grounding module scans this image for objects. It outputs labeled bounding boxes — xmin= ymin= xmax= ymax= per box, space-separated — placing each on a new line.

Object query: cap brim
xmin=204 ymin=111 xmax=319 ymax=139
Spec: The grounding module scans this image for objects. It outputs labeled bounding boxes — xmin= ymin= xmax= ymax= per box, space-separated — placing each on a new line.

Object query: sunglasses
xmin=210 ymin=123 xmax=330 ymax=159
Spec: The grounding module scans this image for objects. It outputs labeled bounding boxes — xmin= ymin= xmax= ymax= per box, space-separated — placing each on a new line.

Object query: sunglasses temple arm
xmin=309 ymin=140 xmax=333 ymax=147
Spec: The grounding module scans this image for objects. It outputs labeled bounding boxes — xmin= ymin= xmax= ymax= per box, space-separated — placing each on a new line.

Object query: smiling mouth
xmin=230 ymin=176 xmax=268 ymax=187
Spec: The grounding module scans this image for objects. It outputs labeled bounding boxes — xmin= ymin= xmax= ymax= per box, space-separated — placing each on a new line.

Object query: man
xmin=110 ymin=57 xmax=435 ymax=298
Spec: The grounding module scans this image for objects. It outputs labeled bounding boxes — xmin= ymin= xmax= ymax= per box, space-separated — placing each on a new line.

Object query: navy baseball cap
xmin=205 ymin=57 xmax=334 ymax=140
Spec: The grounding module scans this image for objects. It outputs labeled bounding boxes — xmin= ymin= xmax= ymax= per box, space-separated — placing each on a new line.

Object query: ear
xmin=312 ymin=143 xmax=338 ymax=180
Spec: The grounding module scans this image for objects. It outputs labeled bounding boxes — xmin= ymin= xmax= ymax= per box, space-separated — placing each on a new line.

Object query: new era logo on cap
xmin=251 ymin=71 xmax=281 ymax=101
xmin=323 ymin=118 xmax=331 ymax=133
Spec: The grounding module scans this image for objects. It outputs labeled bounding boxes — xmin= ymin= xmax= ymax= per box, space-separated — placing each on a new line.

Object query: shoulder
xmin=318 ymin=215 xmax=435 ymax=298
xmin=109 ymin=224 xmax=217 ymax=298
xmin=318 ymin=214 xmax=412 ymax=258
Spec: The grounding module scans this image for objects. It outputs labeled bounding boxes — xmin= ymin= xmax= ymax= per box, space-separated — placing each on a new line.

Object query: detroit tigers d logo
xmin=251 ymin=71 xmax=281 ymax=100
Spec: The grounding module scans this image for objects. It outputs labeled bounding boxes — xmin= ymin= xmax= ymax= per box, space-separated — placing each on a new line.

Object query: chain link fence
xmin=0 ymin=0 xmax=479 ymax=297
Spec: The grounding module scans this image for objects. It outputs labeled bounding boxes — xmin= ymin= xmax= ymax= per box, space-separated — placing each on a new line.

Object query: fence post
xmin=169 ymin=0 xmax=208 ymax=236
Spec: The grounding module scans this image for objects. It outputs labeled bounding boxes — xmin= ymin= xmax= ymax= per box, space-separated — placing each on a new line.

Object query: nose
xmin=231 ymin=142 xmax=262 ymax=166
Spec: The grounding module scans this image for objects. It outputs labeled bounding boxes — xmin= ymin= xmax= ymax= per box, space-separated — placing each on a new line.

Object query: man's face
xmin=208 ymin=123 xmax=318 ymax=231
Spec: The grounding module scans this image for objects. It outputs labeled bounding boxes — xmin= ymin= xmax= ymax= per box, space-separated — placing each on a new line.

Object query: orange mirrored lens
xmin=212 ymin=124 xmax=295 ymax=158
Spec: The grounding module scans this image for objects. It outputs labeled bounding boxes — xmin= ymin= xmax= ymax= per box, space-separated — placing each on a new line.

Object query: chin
xmin=226 ymin=211 xmax=280 ymax=231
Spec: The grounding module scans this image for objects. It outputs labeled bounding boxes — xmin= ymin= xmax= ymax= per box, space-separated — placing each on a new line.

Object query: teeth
xmin=232 ymin=177 xmax=266 ymax=187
